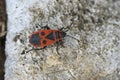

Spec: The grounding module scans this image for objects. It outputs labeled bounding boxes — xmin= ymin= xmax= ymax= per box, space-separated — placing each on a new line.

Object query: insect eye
xmin=41 ymin=32 xmax=45 ymax=36
xmin=43 ymin=40 xmax=47 ymax=44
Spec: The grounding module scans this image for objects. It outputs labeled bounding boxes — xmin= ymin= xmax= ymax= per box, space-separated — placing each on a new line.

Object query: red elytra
xmin=29 ymin=29 xmax=66 ymax=48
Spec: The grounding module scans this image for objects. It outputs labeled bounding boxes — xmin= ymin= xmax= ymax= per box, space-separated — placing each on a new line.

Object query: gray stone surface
xmin=5 ymin=0 xmax=120 ymax=80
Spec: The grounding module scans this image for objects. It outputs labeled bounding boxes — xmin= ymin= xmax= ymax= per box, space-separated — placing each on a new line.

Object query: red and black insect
xmin=29 ymin=28 xmax=66 ymax=48
xmin=26 ymin=25 xmax=79 ymax=53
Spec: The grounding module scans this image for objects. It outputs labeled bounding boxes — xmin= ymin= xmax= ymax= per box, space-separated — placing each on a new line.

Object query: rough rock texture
xmin=5 ymin=0 xmax=120 ymax=80
xmin=0 ymin=0 xmax=7 ymax=80
xmin=0 ymin=0 xmax=7 ymax=37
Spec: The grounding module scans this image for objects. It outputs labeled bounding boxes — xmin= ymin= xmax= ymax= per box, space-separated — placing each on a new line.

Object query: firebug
xmin=26 ymin=25 xmax=79 ymax=53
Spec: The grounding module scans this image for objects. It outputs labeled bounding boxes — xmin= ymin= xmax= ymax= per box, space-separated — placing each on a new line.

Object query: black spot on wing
xmin=43 ymin=40 xmax=47 ymax=44
xmin=41 ymin=32 xmax=45 ymax=36
xmin=29 ymin=33 xmax=41 ymax=45
xmin=45 ymin=32 xmax=55 ymax=40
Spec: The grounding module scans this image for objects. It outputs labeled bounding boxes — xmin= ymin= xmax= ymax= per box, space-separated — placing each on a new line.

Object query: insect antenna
xmin=66 ymin=34 xmax=80 ymax=42
xmin=60 ymin=26 xmax=80 ymax=42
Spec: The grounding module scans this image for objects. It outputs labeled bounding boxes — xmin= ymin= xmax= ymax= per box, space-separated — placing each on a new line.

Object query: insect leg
xmin=56 ymin=40 xmax=65 ymax=55
xmin=59 ymin=26 xmax=70 ymax=32
xmin=35 ymin=24 xmax=43 ymax=30
xmin=59 ymin=22 xmax=73 ymax=32
xmin=35 ymin=24 xmax=50 ymax=30
xmin=43 ymin=25 xmax=50 ymax=30
xmin=56 ymin=42 xmax=60 ymax=55
xmin=26 ymin=47 xmax=46 ymax=53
